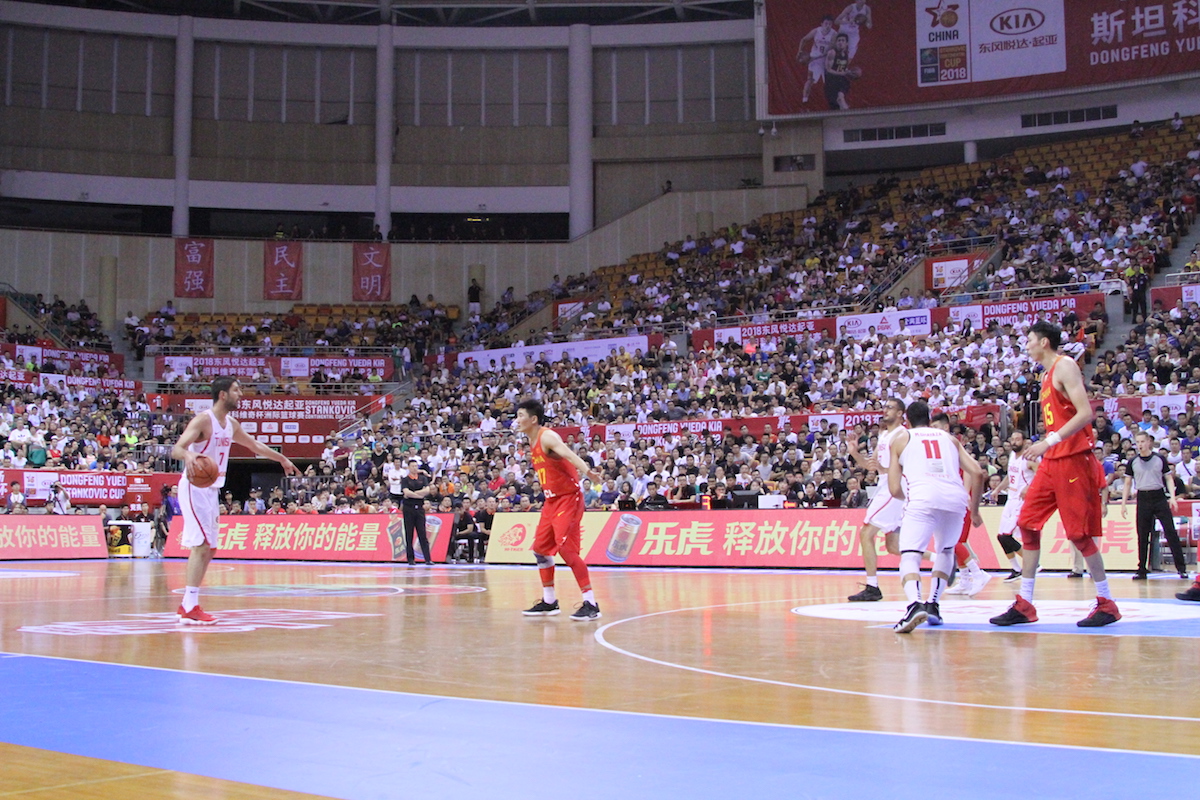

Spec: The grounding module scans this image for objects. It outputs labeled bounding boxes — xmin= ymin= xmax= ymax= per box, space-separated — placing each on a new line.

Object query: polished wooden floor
xmin=2 ymin=559 xmax=1198 ymax=797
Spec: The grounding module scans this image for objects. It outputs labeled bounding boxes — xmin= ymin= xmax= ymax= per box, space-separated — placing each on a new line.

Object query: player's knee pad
xmin=1019 ymin=526 xmax=1041 ymax=551
xmin=899 ymin=550 xmax=922 ymax=577
xmin=1068 ymin=531 xmax=1099 ymax=558
xmin=933 ymin=549 xmax=955 ymax=578
xmin=534 ymin=553 xmax=555 ymax=569
xmin=998 ymin=533 xmax=1021 ymax=555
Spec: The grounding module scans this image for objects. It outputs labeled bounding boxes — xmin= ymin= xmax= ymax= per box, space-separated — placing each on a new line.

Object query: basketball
xmin=848 ymin=66 xmax=863 ymax=79
xmin=188 ymin=455 xmax=219 ymax=488
xmin=854 ymin=13 xmax=867 ymax=25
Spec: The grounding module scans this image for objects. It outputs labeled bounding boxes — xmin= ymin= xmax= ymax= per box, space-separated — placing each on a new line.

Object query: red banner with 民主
xmin=174 ymin=238 xmax=215 ymax=299
xmin=766 ymin=0 xmax=1200 ymax=116
xmin=0 ymin=516 xmax=108 ymax=559
xmin=352 ymin=243 xmax=391 ymax=302
xmin=264 ymin=241 xmax=303 ymax=301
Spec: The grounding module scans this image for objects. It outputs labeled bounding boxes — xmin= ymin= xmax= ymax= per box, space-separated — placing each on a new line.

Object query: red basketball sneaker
xmin=177 ymin=604 xmax=217 ymax=625
xmin=1077 ymin=597 xmax=1121 ymax=628
xmin=989 ymin=595 xmax=1038 ymax=626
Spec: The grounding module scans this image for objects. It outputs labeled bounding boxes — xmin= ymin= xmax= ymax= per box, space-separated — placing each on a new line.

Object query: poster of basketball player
xmin=764 ymin=0 xmax=1200 ymax=116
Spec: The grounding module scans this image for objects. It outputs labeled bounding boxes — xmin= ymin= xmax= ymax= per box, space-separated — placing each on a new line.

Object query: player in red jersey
xmin=990 ymin=321 xmax=1121 ymax=628
xmin=515 ymin=399 xmax=605 ymax=621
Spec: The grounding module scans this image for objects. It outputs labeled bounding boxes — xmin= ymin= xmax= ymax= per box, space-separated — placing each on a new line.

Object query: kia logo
xmin=990 ymin=7 xmax=1044 ymax=35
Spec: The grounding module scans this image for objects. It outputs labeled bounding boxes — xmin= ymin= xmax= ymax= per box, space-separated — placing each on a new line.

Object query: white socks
xmin=542 ymin=586 xmax=556 ymax=604
xmin=1019 ymin=578 xmax=1036 ymax=602
xmin=1095 ymin=579 xmax=1112 ymax=600
xmin=182 ymin=586 xmax=200 ymax=611
xmin=582 ymin=590 xmax=595 ymax=604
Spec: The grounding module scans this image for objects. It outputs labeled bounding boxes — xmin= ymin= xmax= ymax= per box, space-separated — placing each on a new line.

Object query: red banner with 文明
xmin=352 ymin=243 xmax=391 ymax=302
xmin=174 ymin=238 xmax=215 ymax=299
xmin=263 ymin=241 xmax=303 ymax=301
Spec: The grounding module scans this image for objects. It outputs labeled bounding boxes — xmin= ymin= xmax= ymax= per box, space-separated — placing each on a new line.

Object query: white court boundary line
xmin=593 ymin=597 xmax=1200 ymax=725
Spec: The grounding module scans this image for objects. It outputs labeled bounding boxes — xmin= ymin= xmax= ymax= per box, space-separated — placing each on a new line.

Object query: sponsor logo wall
xmin=926 ymin=250 xmax=991 ymax=291
xmin=454 ymin=335 xmax=654 ymax=372
xmin=1 ymin=342 xmax=124 ymax=374
xmin=154 ymin=355 xmax=393 ymax=382
xmin=147 ymin=394 xmax=388 ymax=458
xmin=1150 ymin=283 xmax=1200 ymax=309
xmin=766 ymin=0 xmax=1200 ymax=115
xmin=0 ymin=469 xmax=177 ymax=508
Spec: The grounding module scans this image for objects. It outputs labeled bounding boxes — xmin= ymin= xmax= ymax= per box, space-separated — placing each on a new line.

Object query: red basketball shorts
xmin=1016 ymin=450 xmax=1102 ymax=553
xmin=533 ymin=493 xmax=586 ymax=557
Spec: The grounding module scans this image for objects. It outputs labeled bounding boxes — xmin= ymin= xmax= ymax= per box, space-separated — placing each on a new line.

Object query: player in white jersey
xmin=847 ymin=397 xmax=907 ymax=601
xmin=887 ymin=401 xmax=984 ymax=633
xmin=995 ymin=430 xmax=1037 ymax=582
xmin=172 ymin=377 xmax=299 ymax=624
xmin=797 ymin=16 xmax=837 ymax=103
xmin=835 ymin=0 xmax=872 ymax=59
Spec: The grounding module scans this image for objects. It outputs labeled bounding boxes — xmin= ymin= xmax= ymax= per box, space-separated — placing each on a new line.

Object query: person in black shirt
xmin=1120 ymin=432 xmax=1186 ymax=579
xmin=400 ymin=459 xmax=434 ymax=565
xmin=639 ymin=482 xmax=671 ymax=510
xmin=708 ymin=483 xmax=732 ymax=509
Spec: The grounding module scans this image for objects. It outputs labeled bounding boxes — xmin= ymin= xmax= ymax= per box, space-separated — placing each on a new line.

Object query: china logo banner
xmin=174 ymin=238 xmax=215 ymax=299
xmin=352 ymin=243 xmax=391 ymax=302
xmin=263 ymin=241 xmax=304 ymax=301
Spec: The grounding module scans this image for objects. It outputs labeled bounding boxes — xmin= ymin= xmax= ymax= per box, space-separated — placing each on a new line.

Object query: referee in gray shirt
xmin=1121 ymin=431 xmax=1188 ymax=580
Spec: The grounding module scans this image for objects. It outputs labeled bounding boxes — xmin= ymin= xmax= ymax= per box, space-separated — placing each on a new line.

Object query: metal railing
xmin=940 ymin=280 xmax=1121 ymax=307
xmin=1167 ymin=271 xmax=1200 ymax=286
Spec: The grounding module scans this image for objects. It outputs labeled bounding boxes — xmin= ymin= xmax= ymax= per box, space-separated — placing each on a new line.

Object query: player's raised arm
xmin=171 ymin=412 xmax=211 ymax=469
xmin=232 ymin=419 xmax=300 ymax=475
xmin=887 ymin=429 xmax=910 ymax=500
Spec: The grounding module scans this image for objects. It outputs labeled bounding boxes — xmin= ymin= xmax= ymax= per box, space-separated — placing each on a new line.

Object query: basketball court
xmin=1 ymin=559 xmax=1198 ymax=798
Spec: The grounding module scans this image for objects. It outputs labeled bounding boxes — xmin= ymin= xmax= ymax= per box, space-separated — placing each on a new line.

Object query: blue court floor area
xmin=0 ymin=652 xmax=1195 ymax=800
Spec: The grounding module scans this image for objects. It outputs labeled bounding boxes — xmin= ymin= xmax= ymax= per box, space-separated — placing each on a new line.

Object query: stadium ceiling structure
xmin=17 ymin=0 xmax=753 ymax=27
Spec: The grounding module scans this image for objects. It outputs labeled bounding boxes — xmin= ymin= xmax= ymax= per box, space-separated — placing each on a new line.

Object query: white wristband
xmin=1045 ymin=431 xmax=1063 ymax=447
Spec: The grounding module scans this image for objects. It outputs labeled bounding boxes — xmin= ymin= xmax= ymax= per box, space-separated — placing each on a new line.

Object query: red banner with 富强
xmin=263 ymin=241 xmax=303 ymax=300
xmin=174 ymin=238 xmax=215 ymax=299
xmin=352 ymin=243 xmax=391 ymax=302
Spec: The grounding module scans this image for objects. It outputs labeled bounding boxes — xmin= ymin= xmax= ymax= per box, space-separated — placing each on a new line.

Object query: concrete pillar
xmin=374 ymin=24 xmax=395 ymax=239
xmin=172 ymin=16 xmax=194 ymax=237
xmin=964 ymin=140 xmax=978 ymax=164
xmin=97 ymin=256 xmax=118 ymax=328
xmin=568 ymin=24 xmax=593 ymax=239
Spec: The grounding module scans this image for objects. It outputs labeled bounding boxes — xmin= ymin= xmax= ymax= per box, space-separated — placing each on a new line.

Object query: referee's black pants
xmin=1136 ymin=490 xmax=1186 ymax=574
xmin=402 ymin=504 xmax=432 ymax=565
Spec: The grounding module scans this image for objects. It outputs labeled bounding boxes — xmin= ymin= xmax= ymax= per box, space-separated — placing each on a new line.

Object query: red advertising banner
xmin=766 ymin=0 xmax=1200 ymax=116
xmin=352 ymin=243 xmax=391 ymax=302
xmin=691 ymin=318 xmax=837 ymax=351
xmin=1 ymin=469 xmax=177 ymax=508
xmin=926 ymin=250 xmax=991 ymax=291
xmin=0 ymin=516 xmax=108 ymax=559
xmin=559 ymin=404 xmax=1002 ymax=444
xmin=935 ymin=292 xmax=1105 ymax=330
xmin=2 ymin=343 xmax=124 ymax=374
xmin=163 ymin=513 xmax=454 ymax=562
xmin=174 ymin=238 xmax=215 ymax=299
xmin=1150 ymin=283 xmax=1200 ymax=310
xmin=147 ymin=394 xmax=387 ymax=458
xmin=155 ymin=355 xmax=393 ymax=382
xmin=264 ymin=241 xmax=303 ymax=301
xmin=488 ymin=506 xmax=1140 ymax=570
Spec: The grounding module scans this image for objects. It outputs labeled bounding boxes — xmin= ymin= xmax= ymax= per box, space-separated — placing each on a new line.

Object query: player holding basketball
xmin=172 ymin=377 xmax=299 ymax=624
xmin=835 ymin=0 xmax=872 ymax=58
xmin=515 ymin=399 xmax=605 ymax=621
xmin=887 ymin=401 xmax=984 ymax=633
xmin=990 ymin=321 xmax=1121 ymax=627
xmin=847 ymin=397 xmax=907 ymax=602
xmin=797 ymin=15 xmax=837 ymax=104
